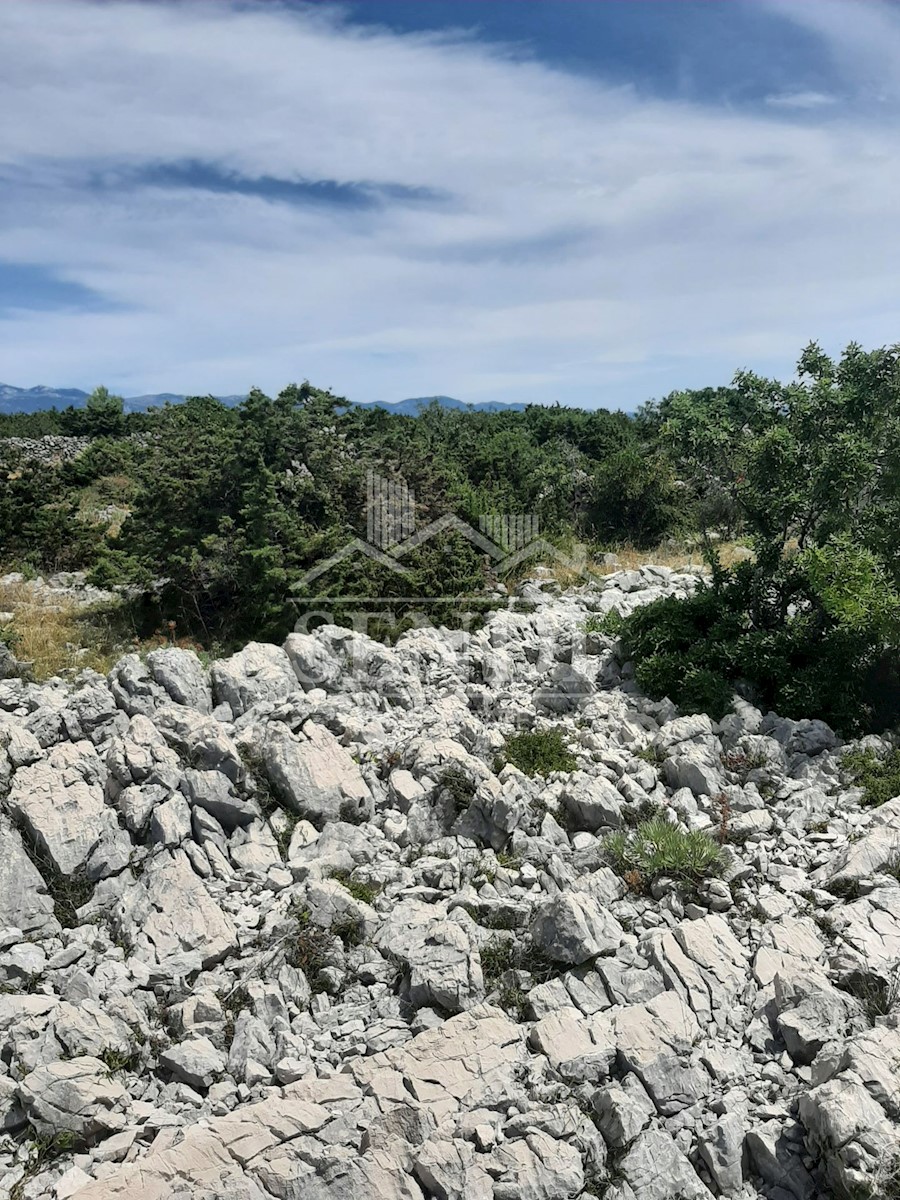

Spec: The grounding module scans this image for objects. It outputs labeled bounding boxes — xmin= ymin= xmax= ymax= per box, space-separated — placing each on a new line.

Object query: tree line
xmin=2 ymin=341 xmax=899 ymax=733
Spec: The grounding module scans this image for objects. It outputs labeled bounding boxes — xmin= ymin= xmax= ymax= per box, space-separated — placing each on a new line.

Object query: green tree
xmin=81 ymin=387 xmax=126 ymax=437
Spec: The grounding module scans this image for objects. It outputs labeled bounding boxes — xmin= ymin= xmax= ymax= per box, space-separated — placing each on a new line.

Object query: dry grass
xmin=509 ymin=539 xmax=750 ymax=591
xmin=593 ymin=539 xmax=750 ymax=574
xmin=0 ymin=581 xmax=121 ymax=680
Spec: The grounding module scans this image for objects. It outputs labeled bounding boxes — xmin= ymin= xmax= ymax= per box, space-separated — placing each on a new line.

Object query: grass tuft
xmin=328 ymin=869 xmax=381 ymax=906
xmin=604 ymin=817 xmax=722 ymax=888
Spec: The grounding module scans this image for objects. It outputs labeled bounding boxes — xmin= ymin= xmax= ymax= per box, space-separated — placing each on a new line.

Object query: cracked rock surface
xmin=0 ymin=566 xmax=898 ymax=1199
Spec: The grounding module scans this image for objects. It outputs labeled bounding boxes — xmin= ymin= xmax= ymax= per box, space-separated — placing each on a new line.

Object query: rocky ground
xmin=0 ymin=566 xmax=898 ymax=1200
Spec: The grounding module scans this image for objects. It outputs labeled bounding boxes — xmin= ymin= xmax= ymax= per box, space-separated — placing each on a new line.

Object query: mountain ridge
xmin=0 ymin=384 xmax=527 ymax=416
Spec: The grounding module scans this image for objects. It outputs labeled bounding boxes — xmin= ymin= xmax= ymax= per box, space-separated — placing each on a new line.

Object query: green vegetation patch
xmin=328 ymin=869 xmax=382 ymax=906
xmin=500 ymin=729 xmax=577 ymax=777
xmin=604 ymin=817 xmax=722 ymax=888
xmin=843 ymin=747 xmax=900 ymax=808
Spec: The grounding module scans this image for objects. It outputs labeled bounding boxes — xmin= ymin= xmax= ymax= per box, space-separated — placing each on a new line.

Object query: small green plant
xmin=272 ymin=811 xmax=298 ymax=860
xmin=720 ymin=747 xmax=771 ymax=775
xmin=480 ymin=937 xmax=516 ymax=991
xmin=437 ymin=766 xmax=477 ymax=816
xmin=339 ymin=797 xmax=368 ymax=826
xmin=220 ymin=983 xmax=251 ymax=1044
xmin=501 ymin=729 xmax=577 ymax=777
xmin=284 ymin=903 xmax=333 ymax=987
xmin=852 ymin=1153 xmax=900 ymax=1200
xmin=476 ymin=859 xmax=497 ymax=885
xmin=623 ymin=798 xmax=666 ymax=827
xmin=99 ymin=1046 xmax=141 ymax=1074
xmin=604 ymin=817 xmax=722 ymax=887
xmin=464 ymin=904 xmax=520 ymax=932
xmin=585 ymin=609 xmax=624 ymax=637
xmin=331 ymin=914 xmax=365 ymax=950
xmin=0 ymin=623 xmax=21 ymax=650
xmin=328 ymin=869 xmax=382 ymax=906
xmin=480 ymin=934 xmax=559 ymax=1000
xmin=827 ymin=877 xmax=862 ymax=901
xmin=635 ymin=744 xmax=665 ymax=766
xmin=380 ymin=747 xmax=402 ymax=774
xmin=497 ymin=982 xmax=530 ymax=1023
xmin=843 ymin=746 xmax=900 ymax=808
xmin=580 ymin=1171 xmax=608 ymax=1197
xmin=10 ymin=1130 xmax=79 ymax=1200
xmin=495 ymin=850 xmax=523 ymax=872
xmin=17 ymin=832 xmax=94 ymax=928
xmin=835 ymin=968 xmax=900 ymax=1024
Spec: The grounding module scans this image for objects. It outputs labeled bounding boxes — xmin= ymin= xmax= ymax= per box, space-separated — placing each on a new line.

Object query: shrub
xmin=835 ymin=968 xmax=900 ymax=1024
xmin=284 ymin=904 xmax=333 ymax=986
xmin=843 ymin=747 xmax=900 ymax=808
xmin=584 ymin=609 xmax=624 ymax=637
xmin=480 ymin=933 xmax=560 ymax=1022
xmin=99 ymin=1046 xmax=142 ymax=1074
xmin=616 ymin=548 xmax=900 ymax=735
xmin=328 ymin=869 xmax=381 ymax=906
xmin=604 ymin=817 xmax=722 ymax=886
xmin=501 ymin=729 xmax=577 ymax=776
xmin=436 ymin=766 xmax=477 ymax=816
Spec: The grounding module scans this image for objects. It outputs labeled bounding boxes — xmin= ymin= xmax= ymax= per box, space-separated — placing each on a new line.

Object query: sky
xmin=2 ymin=0 xmax=900 ymax=410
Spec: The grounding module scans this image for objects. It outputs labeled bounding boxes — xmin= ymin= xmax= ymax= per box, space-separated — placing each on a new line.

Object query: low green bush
xmin=500 ymin=729 xmax=577 ymax=776
xmin=584 ymin=609 xmax=625 ymax=637
xmin=843 ymin=747 xmax=900 ymax=807
xmin=284 ymin=903 xmax=333 ymax=986
xmin=328 ymin=869 xmax=382 ymax=906
xmin=604 ymin=817 xmax=722 ymax=886
xmin=436 ymin=766 xmax=477 ymax=815
xmin=615 ymin=545 xmax=900 ymax=735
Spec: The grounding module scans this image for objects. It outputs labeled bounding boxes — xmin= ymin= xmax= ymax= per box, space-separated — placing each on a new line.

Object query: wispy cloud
xmin=765 ymin=90 xmax=836 ymax=109
xmin=0 ymin=0 xmax=898 ymax=407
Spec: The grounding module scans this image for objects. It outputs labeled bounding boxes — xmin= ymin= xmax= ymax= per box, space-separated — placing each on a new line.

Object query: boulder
xmin=181 ymin=768 xmax=259 ymax=831
xmin=530 ymin=892 xmax=624 ymax=965
xmin=160 ymin=1037 xmax=226 ymax=1091
xmin=283 ymin=632 xmax=343 ymax=692
xmin=375 ymin=900 xmax=483 ymax=1013
xmin=0 ymin=816 xmax=57 ymax=934
xmin=211 ymin=642 xmax=297 ymax=716
xmin=559 ymin=773 xmax=624 ymax=831
xmin=146 ymin=647 xmax=212 ymax=714
xmin=109 ymin=849 xmax=237 ymax=980
xmin=18 ymin=1056 xmax=128 ymax=1141
xmin=617 ymin=1128 xmax=713 ymax=1199
xmin=698 ymin=1113 xmax=745 ymax=1195
xmin=6 ymin=740 xmax=119 ymax=875
xmin=261 ymin=721 xmax=372 ymax=826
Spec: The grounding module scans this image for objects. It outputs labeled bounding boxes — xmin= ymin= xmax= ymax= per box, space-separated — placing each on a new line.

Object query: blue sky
xmin=2 ymin=0 xmax=900 ymax=409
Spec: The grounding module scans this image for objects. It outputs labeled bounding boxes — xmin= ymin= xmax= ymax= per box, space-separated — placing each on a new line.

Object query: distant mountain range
xmin=350 ymin=395 xmax=527 ymax=415
xmin=0 ymin=384 xmax=527 ymax=417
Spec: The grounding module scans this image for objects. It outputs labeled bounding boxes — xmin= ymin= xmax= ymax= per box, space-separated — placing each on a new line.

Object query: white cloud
xmin=765 ymin=90 xmax=836 ymax=109
xmin=0 ymin=0 xmax=899 ymax=407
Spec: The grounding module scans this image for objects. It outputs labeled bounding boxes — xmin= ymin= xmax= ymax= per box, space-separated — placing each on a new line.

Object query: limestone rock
xmin=109 ymin=849 xmax=238 ymax=979
xmin=0 ymin=816 xmax=57 ymax=934
xmin=530 ymin=892 xmax=624 ymax=965
xmin=160 ymin=1037 xmax=226 ymax=1091
xmin=261 ymin=721 xmax=373 ymax=826
xmin=18 ymin=1055 xmax=128 ymax=1140
xmin=6 ymin=740 xmax=118 ymax=875
xmin=145 ymin=646 xmax=212 ymax=713
xmin=375 ymin=899 xmax=483 ymax=1013
xmin=211 ymin=642 xmax=297 ymax=716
